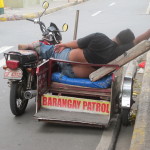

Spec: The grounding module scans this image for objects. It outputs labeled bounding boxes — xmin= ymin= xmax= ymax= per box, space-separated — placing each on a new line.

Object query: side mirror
xmin=62 ymin=24 xmax=68 ymax=32
xmin=42 ymin=1 xmax=49 ymax=10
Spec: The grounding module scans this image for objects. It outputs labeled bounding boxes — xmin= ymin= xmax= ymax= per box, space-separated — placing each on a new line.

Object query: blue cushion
xmin=51 ymin=72 xmax=112 ymax=89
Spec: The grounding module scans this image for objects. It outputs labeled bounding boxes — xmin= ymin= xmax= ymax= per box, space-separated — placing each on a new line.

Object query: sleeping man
xmin=18 ymin=28 xmax=150 ymax=78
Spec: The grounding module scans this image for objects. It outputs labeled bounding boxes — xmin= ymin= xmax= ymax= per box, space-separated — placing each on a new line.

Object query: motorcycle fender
xmin=121 ymin=61 xmax=137 ymax=108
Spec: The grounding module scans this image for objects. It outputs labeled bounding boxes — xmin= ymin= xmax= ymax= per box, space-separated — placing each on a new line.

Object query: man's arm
xmin=133 ymin=29 xmax=150 ymax=45
xmin=62 ymin=40 xmax=79 ymax=49
xmin=54 ymin=40 xmax=78 ymax=53
xmin=54 ymin=33 xmax=98 ymax=53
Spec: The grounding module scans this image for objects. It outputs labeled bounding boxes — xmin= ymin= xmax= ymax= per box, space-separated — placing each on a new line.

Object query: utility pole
xmin=0 ymin=0 xmax=4 ymax=15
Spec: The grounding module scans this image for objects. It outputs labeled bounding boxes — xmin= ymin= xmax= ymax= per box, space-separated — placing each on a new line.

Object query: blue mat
xmin=51 ymin=72 xmax=112 ymax=89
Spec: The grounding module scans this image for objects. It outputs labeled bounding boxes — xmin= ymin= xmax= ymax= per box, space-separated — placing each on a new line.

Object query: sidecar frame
xmin=34 ymin=58 xmax=135 ymax=127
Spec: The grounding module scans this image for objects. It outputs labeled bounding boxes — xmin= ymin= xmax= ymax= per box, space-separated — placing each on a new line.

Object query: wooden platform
xmin=50 ymin=82 xmax=111 ymax=98
xmin=34 ymin=108 xmax=110 ymax=127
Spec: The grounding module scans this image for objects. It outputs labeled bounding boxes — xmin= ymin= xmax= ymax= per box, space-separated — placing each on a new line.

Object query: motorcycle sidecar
xmin=34 ymin=58 xmax=136 ymax=127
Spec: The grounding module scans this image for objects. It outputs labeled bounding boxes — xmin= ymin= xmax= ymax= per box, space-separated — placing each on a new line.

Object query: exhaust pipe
xmin=24 ymin=90 xmax=37 ymax=99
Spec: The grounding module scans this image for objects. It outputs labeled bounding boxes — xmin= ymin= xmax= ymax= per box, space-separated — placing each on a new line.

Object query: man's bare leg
xmin=72 ymin=65 xmax=96 ymax=78
xmin=68 ymin=48 xmax=96 ymax=78
xmin=18 ymin=42 xmax=40 ymax=50
xmin=18 ymin=44 xmax=34 ymax=50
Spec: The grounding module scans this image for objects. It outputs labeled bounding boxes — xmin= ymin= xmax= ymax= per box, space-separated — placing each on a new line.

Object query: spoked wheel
xmin=10 ymin=81 xmax=28 ymax=116
xmin=121 ymin=108 xmax=130 ymax=126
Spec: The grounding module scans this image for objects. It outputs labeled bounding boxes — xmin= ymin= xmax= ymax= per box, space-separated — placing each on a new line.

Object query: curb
xmin=96 ymin=115 xmax=121 ymax=150
xmin=129 ymin=51 xmax=150 ymax=150
xmin=0 ymin=1 xmax=85 ymax=21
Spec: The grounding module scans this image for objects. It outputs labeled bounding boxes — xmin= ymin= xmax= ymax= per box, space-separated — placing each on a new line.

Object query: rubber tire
xmin=121 ymin=108 xmax=130 ymax=126
xmin=10 ymin=82 xmax=28 ymax=116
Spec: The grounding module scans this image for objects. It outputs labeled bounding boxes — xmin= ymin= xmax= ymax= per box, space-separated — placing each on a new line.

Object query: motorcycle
xmin=3 ymin=1 xmax=68 ymax=116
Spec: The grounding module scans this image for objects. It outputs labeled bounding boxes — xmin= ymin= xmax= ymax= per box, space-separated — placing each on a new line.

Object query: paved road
xmin=0 ymin=0 xmax=150 ymax=150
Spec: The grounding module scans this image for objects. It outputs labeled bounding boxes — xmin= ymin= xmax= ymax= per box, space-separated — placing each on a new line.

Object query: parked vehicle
xmin=3 ymin=1 xmax=68 ymax=116
xmin=3 ymin=1 xmax=137 ymax=127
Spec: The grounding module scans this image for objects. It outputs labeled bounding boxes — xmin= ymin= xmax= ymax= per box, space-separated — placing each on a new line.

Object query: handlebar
xmin=26 ymin=18 xmax=62 ymax=44
xmin=26 ymin=18 xmax=34 ymax=22
xmin=26 ymin=18 xmax=46 ymax=33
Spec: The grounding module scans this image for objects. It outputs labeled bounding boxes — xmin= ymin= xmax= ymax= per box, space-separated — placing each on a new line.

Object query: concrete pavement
xmin=0 ymin=0 xmax=88 ymax=21
xmin=129 ymin=51 xmax=150 ymax=150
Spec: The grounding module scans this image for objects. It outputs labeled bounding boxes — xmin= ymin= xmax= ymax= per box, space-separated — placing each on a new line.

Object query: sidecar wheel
xmin=10 ymin=82 xmax=28 ymax=116
xmin=121 ymin=108 xmax=130 ymax=126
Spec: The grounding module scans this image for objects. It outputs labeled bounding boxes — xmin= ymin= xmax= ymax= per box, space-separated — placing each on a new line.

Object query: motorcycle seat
xmin=10 ymin=50 xmax=38 ymax=65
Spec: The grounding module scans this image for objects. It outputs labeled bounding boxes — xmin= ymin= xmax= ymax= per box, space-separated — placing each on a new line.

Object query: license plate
xmin=4 ymin=68 xmax=23 ymax=80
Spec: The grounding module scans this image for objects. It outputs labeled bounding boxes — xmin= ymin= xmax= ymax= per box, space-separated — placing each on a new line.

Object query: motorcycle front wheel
xmin=10 ymin=81 xmax=28 ymax=116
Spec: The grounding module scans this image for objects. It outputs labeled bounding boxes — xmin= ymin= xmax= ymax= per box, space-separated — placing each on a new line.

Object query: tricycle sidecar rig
xmin=4 ymin=40 xmax=150 ymax=127
xmin=34 ymin=58 xmax=136 ymax=127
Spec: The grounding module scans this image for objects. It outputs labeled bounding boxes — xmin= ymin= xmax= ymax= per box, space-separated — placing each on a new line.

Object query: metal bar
xmin=73 ymin=10 xmax=79 ymax=40
xmin=49 ymin=58 xmax=120 ymax=69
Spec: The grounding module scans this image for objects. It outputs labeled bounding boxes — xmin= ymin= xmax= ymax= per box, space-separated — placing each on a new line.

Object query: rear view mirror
xmin=42 ymin=1 xmax=49 ymax=10
xmin=62 ymin=24 xmax=68 ymax=32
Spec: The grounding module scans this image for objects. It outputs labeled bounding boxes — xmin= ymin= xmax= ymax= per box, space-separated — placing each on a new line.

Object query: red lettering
xmin=62 ymin=99 xmax=67 ymax=107
xmin=83 ymin=101 xmax=87 ymax=110
xmin=53 ymin=98 xmax=57 ymax=106
xmin=96 ymin=103 xmax=101 ymax=112
xmin=101 ymin=104 xmax=106 ymax=112
xmin=5 ymin=72 xmax=9 ymax=77
xmin=48 ymin=97 xmax=52 ymax=106
xmin=42 ymin=97 xmax=47 ymax=105
xmin=76 ymin=100 xmax=81 ymax=109
xmin=68 ymin=100 xmax=72 ymax=108
xmin=12 ymin=72 xmax=15 ymax=76
xmin=87 ymin=102 xmax=92 ymax=111
xmin=91 ymin=102 xmax=97 ymax=111
xmin=106 ymin=104 xmax=110 ymax=113
xmin=57 ymin=98 xmax=62 ymax=107
xmin=72 ymin=100 xmax=77 ymax=109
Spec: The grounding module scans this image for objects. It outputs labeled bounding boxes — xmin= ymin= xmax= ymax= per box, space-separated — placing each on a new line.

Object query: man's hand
xmin=54 ymin=40 xmax=78 ymax=53
xmin=54 ymin=43 xmax=66 ymax=53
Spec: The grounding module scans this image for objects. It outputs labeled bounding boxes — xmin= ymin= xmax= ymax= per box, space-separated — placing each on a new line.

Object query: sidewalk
xmin=0 ymin=0 xmax=87 ymax=21
xmin=129 ymin=51 xmax=150 ymax=150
